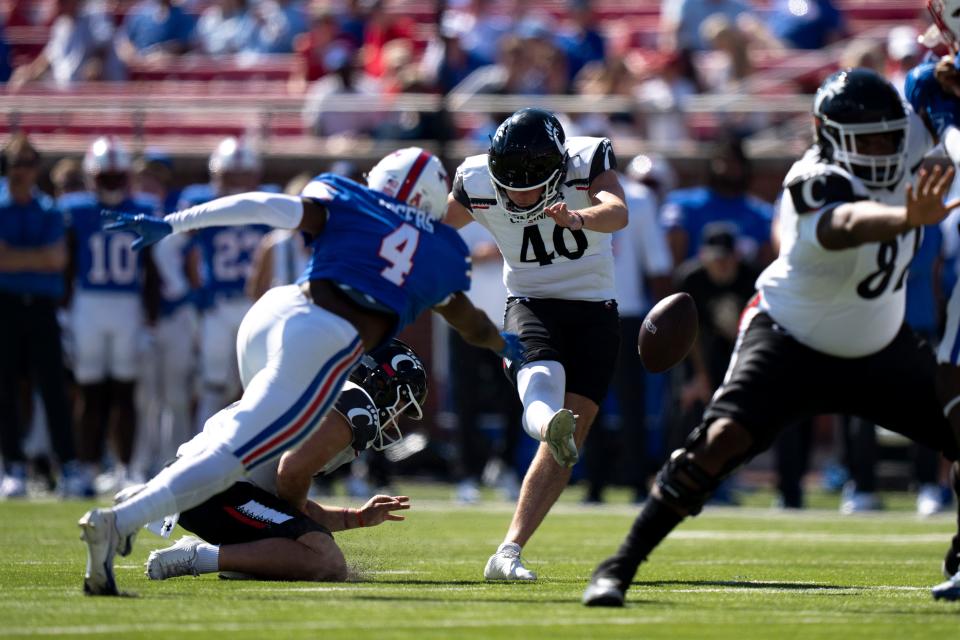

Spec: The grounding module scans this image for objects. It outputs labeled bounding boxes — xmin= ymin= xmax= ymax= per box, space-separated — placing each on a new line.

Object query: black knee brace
xmin=655 ymin=449 xmax=720 ymax=516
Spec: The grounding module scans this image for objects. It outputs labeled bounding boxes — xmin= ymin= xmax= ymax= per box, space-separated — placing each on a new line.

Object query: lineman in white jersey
xmin=584 ymin=68 xmax=960 ymax=607
xmin=445 ymin=108 xmax=628 ymax=580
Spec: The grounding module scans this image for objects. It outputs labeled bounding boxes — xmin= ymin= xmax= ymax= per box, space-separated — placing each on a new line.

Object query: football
xmin=637 ymin=292 xmax=699 ymax=373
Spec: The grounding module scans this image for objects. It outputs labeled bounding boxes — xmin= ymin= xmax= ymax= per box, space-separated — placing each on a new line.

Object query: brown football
xmin=637 ymin=292 xmax=699 ymax=373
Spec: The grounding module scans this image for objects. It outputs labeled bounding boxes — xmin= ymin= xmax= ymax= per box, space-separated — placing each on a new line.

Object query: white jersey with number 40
xmin=453 ymin=136 xmax=617 ymax=301
xmin=756 ymin=108 xmax=932 ymax=358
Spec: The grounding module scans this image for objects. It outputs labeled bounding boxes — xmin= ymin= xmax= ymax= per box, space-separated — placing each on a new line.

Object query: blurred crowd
xmin=0 ymin=0 xmax=938 ymax=142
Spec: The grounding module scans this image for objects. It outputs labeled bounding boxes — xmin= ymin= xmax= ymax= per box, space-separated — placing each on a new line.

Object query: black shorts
xmin=503 ymin=296 xmax=620 ymax=405
xmin=704 ymin=310 xmax=958 ymax=460
xmin=178 ymin=482 xmax=330 ymax=545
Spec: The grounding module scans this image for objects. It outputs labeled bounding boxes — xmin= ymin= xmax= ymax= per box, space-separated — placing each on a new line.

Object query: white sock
xmin=498 ymin=541 xmax=522 ymax=554
xmin=114 ymin=483 xmax=177 ymax=538
xmin=195 ymin=543 xmax=220 ymax=574
xmin=516 ymin=361 xmax=566 ymax=441
xmin=114 ymin=445 xmax=245 ymax=537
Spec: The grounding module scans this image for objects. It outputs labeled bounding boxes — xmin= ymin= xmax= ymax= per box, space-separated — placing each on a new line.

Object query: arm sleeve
xmin=164 ymin=191 xmax=305 ymax=234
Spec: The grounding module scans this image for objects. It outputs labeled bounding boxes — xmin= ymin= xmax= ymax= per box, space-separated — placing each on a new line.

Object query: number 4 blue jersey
xmin=298 ymin=174 xmax=471 ymax=333
xmin=62 ymin=192 xmax=153 ymax=294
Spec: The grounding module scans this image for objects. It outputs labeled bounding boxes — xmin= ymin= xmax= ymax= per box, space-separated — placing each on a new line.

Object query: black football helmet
xmin=813 ymin=68 xmax=909 ymax=189
xmin=348 ymin=339 xmax=427 ymax=450
xmin=487 ymin=107 xmax=568 ymax=223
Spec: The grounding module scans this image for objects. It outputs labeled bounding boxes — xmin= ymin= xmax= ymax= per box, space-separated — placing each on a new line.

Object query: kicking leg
xmin=484 ymin=391 xmax=597 ymax=581
xmin=516 ymin=361 xmax=579 ymax=467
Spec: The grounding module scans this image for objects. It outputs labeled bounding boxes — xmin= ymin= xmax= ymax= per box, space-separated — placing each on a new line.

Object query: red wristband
xmin=356 ymin=509 xmax=365 ymax=528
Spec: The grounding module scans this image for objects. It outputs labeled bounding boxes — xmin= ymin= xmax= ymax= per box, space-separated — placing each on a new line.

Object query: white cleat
xmin=78 ymin=509 xmax=122 ymax=596
xmin=582 ymin=576 xmax=625 ymax=607
xmin=933 ymin=572 xmax=960 ymax=601
xmin=146 ymin=536 xmax=203 ymax=580
xmin=483 ymin=542 xmax=537 ymax=581
xmin=543 ymin=409 xmax=578 ymax=468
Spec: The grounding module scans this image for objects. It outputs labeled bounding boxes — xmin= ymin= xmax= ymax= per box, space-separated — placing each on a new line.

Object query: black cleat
xmin=582 ymin=576 xmax=625 ymax=607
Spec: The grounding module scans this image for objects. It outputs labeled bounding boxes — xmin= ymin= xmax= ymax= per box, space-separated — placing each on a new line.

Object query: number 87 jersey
xmin=297 ymin=173 xmax=471 ymax=333
xmin=756 ymin=117 xmax=930 ymax=359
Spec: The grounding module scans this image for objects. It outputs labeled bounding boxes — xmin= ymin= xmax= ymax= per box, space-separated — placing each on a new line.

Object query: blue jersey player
xmin=180 ymin=137 xmax=272 ymax=429
xmin=63 ymin=136 xmax=156 ymax=492
xmin=81 ymin=147 xmax=524 ymax=595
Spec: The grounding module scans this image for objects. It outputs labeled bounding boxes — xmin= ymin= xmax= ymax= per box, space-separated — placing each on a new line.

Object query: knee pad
xmin=655 ymin=449 xmax=720 ymax=516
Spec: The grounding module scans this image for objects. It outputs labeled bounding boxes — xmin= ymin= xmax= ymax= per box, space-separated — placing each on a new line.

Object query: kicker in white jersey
xmin=453 ymin=136 xmax=617 ymax=301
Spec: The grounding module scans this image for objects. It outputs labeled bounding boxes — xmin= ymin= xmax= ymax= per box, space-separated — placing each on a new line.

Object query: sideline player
xmin=582 ymin=68 xmax=960 ymax=606
xmin=63 ymin=136 xmax=156 ymax=491
xmin=79 ymin=146 xmax=524 ymax=595
xmin=444 ymin=108 xmax=628 ymax=580
xmin=142 ymin=340 xmax=424 ymax=582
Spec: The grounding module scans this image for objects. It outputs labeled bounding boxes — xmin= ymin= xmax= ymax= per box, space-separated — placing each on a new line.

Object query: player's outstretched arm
xmin=817 ymin=166 xmax=960 ymax=250
xmin=102 ymin=192 xmax=327 ymax=249
xmin=433 ymin=292 xmax=524 ymax=361
xmin=303 ymin=495 xmax=411 ymax=532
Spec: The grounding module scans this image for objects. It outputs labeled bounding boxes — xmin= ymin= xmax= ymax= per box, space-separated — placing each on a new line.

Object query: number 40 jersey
xmin=453 ymin=136 xmax=617 ymax=302
xmin=756 ymin=108 xmax=932 ymax=358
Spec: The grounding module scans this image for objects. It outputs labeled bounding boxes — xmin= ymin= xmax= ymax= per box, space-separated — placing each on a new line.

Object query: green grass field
xmin=2 ymin=486 xmax=959 ymax=639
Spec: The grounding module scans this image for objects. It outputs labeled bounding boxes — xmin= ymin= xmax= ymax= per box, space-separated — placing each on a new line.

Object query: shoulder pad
xmin=564 ymin=137 xmax=616 ymax=187
xmin=300 ymin=176 xmax=338 ymax=201
xmin=455 ymin=154 xmax=498 ymax=209
xmin=785 ymin=169 xmax=859 ymax=214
